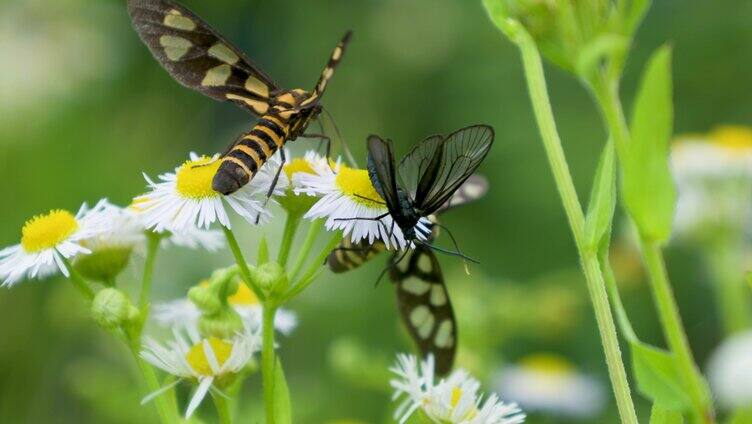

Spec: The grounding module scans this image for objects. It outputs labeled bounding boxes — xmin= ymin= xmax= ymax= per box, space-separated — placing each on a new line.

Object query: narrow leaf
xmin=625 ymin=0 xmax=653 ymax=35
xmin=622 ymin=45 xmax=676 ymax=243
xmin=257 ymin=234 xmax=269 ymax=265
xmin=631 ymin=341 xmax=692 ymax=412
xmin=272 ymin=358 xmax=292 ymax=424
xmin=650 ymin=404 xmax=684 ymax=424
xmin=584 ymin=141 xmax=617 ymax=251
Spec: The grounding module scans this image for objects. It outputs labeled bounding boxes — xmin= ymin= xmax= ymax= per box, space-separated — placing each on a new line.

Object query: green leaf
xmin=272 ymin=358 xmax=292 ymax=424
xmin=585 ymin=141 xmax=617 ymax=251
xmin=622 ymin=45 xmax=676 ymax=243
xmin=650 ymin=404 xmax=684 ymax=424
xmin=625 ymin=0 xmax=652 ymax=35
xmin=631 ymin=341 xmax=692 ymax=412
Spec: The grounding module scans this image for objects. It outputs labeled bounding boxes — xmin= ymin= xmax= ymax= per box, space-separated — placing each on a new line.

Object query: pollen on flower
xmin=710 ymin=126 xmax=752 ymax=151
xmin=176 ymin=157 xmax=221 ymax=199
xmin=519 ymin=353 xmax=574 ymax=376
xmin=228 ymin=282 xmax=259 ymax=306
xmin=284 ymin=158 xmax=316 ymax=179
xmin=21 ymin=209 xmax=79 ymax=253
xmin=335 ymin=165 xmax=385 ymax=208
xmin=186 ymin=337 xmax=233 ymax=376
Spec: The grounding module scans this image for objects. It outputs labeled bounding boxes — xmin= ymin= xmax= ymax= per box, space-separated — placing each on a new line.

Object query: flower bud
xmin=250 ymin=262 xmax=288 ymax=297
xmin=75 ymin=247 xmax=132 ymax=285
xmin=91 ymin=288 xmax=139 ymax=330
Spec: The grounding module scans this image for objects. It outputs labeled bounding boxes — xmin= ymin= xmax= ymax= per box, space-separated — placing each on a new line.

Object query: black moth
xmin=366 ymin=124 xmax=494 ymax=248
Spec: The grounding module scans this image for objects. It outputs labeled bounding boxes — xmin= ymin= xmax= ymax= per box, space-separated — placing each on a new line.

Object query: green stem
xmin=262 ymin=305 xmax=277 ymax=424
xmin=277 ymin=212 xmax=302 ymax=268
xmin=508 ymin=21 xmax=638 ymax=424
xmin=212 ymin=391 xmax=233 ymax=424
xmin=600 ymin=251 xmax=638 ymax=343
xmin=60 ymin=255 xmax=95 ymax=300
xmin=289 ymin=220 xmax=324 ymax=282
xmin=284 ymin=232 xmax=343 ymax=302
xmin=589 ymin=68 xmax=714 ymax=423
xmin=128 ymin=342 xmax=177 ymax=424
xmin=139 ymin=232 xmax=162 ymax=314
xmin=223 ymin=226 xmax=266 ymax=302
xmin=642 ymin=240 xmax=713 ymax=422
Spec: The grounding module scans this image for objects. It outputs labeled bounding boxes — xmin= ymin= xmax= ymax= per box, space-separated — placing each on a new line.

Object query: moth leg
xmin=353 ymin=194 xmax=386 ymax=205
xmin=254 ymin=149 xmax=287 ymax=224
xmin=303 ymin=133 xmax=335 ymax=172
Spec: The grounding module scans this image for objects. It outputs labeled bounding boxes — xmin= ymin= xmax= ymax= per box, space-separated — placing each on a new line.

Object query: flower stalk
xmin=261 ymin=303 xmax=278 ymax=424
xmin=139 ymin=232 xmax=162 ymax=313
xmin=497 ymin=19 xmax=638 ymax=423
xmin=60 ymin=255 xmax=95 ymax=300
xmin=223 ymin=226 xmax=265 ymax=301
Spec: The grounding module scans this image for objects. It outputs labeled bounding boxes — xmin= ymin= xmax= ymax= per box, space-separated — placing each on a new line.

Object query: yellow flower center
xmin=335 ymin=165 xmax=385 ymax=208
xmin=175 ymin=156 xmax=221 ymax=199
xmin=228 ymin=282 xmax=259 ymax=306
xmin=710 ymin=126 xmax=752 ymax=151
xmin=519 ymin=353 xmax=574 ymax=376
xmin=185 ymin=337 xmax=233 ymax=376
xmin=21 ymin=210 xmax=79 ymax=253
xmin=449 ymin=386 xmax=478 ymax=420
xmin=283 ymin=158 xmax=316 ymax=179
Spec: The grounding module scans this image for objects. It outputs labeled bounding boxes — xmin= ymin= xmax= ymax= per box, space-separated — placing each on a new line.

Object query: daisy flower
xmin=707 ymin=330 xmax=752 ymax=410
xmin=140 ymin=327 xmax=261 ymax=418
xmin=296 ymin=162 xmax=430 ymax=250
xmin=134 ymin=152 xmax=287 ymax=232
xmin=153 ymin=280 xmax=298 ymax=336
xmin=493 ymin=353 xmax=605 ymax=419
xmin=671 ymin=126 xmax=752 ymax=240
xmin=391 ymin=354 xmax=525 ymax=424
xmin=0 ymin=200 xmax=109 ymax=287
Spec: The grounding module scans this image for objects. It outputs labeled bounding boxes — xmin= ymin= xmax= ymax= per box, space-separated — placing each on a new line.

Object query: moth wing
xmin=414 ymin=125 xmax=494 ymax=214
xmin=127 ymin=0 xmax=279 ymax=116
xmin=390 ymin=246 xmax=457 ymax=376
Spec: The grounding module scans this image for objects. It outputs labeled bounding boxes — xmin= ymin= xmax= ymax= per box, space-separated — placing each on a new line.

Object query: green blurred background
xmin=1 ymin=0 xmax=751 ymax=422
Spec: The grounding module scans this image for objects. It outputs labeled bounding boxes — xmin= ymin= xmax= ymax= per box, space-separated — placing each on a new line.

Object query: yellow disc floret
xmin=449 ymin=386 xmax=478 ymax=420
xmin=186 ymin=337 xmax=233 ymax=376
xmin=284 ymin=158 xmax=316 ymax=179
xmin=176 ymin=156 xmax=221 ymax=199
xmin=228 ymin=282 xmax=259 ymax=306
xmin=335 ymin=165 xmax=385 ymax=208
xmin=21 ymin=210 xmax=79 ymax=253
xmin=710 ymin=125 xmax=752 ymax=151
xmin=519 ymin=353 xmax=574 ymax=376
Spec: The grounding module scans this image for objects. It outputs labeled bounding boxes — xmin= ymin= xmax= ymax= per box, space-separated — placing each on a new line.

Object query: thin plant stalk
xmin=277 ymin=211 xmax=302 ymax=268
xmin=285 ymin=232 xmax=343 ymax=302
xmin=507 ymin=21 xmax=638 ymax=424
xmin=261 ymin=305 xmax=277 ymax=424
xmin=139 ymin=232 xmax=162 ymax=313
xmin=212 ymin=391 xmax=233 ymax=424
xmin=60 ymin=255 xmax=95 ymax=300
xmin=289 ymin=219 xmax=324 ymax=281
xmin=707 ymin=239 xmax=751 ymax=335
xmin=223 ymin=226 xmax=265 ymax=301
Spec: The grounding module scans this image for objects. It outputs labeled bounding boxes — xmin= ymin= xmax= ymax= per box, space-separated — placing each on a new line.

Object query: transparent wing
xmin=366 ymin=135 xmax=402 ymax=216
xmin=128 ymin=0 xmax=279 ymax=115
xmin=390 ymin=246 xmax=456 ymax=376
xmin=413 ymin=125 xmax=494 ymax=214
xmin=397 ymin=135 xmax=444 ymax=201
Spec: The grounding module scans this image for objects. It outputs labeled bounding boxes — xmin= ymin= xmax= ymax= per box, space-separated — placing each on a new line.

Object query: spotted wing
xmin=367 ymin=135 xmax=402 ymax=219
xmin=327 ymin=238 xmax=386 ymax=273
xmin=400 ymin=125 xmax=494 ymax=215
xmin=127 ymin=0 xmax=279 ymax=116
xmin=390 ymin=246 xmax=456 ymax=376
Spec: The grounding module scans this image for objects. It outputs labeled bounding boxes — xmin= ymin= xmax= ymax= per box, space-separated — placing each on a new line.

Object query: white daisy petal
xmin=186 ymin=377 xmax=214 ymax=418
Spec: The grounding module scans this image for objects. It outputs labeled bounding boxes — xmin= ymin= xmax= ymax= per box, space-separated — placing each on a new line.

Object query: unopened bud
xmin=91 ymin=288 xmax=139 ymax=330
xmin=250 ymin=262 xmax=288 ymax=297
xmin=75 ymin=247 xmax=132 ymax=285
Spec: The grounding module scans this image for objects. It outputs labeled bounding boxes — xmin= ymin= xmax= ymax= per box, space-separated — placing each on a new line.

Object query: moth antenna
xmin=430 ymin=223 xmax=476 ymax=272
xmin=323 ymin=107 xmax=358 ymax=167
xmin=416 ymin=240 xmax=479 ymax=264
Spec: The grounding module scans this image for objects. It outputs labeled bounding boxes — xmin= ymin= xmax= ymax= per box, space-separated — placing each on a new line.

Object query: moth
xmin=127 ymin=0 xmax=351 ymax=194
xmin=328 ymin=175 xmax=489 ymax=375
xmin=367 ymin=124 xmax=494 ymax=248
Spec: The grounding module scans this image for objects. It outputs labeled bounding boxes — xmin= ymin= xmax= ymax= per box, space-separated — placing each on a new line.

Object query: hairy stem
xmin=508 ymin=22 xmax=638 ymax=423
xmin=223 ymin=226 xmax=265 ymax=302
xmin=60 ymin=255 xmax=94 ymax=300
xmin=262 ymin=305 xmax=277 ymax=424
xmin=139 ymin=232 xmax=162 ymax=314
xmin=285 ymin=232 xmax=343 ymax=302
xmin=289 ymin=220 xmax=324 ymax=282
xmin=277 ymin=212 xmax=302 ymax=268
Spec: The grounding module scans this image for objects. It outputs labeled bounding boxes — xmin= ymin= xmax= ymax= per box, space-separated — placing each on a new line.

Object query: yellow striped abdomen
xmin=212 ymin=114 xmax=290 ymax=195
